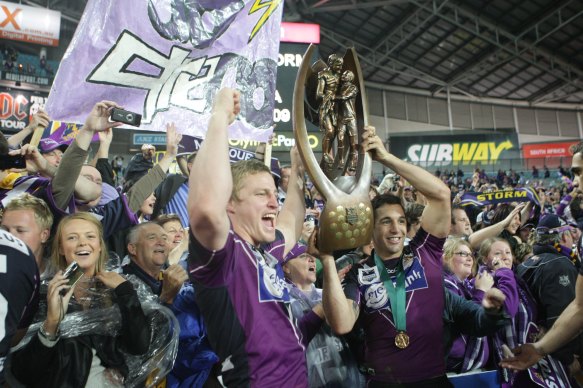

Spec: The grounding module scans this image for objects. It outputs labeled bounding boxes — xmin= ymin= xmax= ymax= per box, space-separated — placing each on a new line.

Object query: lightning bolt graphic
xmin=248 ymin=0 xmax=282 ymax=43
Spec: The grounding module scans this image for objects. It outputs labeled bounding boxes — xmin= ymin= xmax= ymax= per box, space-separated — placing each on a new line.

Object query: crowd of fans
xmin=1 ymin=46 xmax=56 ymax=77
xmin=1 ymin=88 xmax=583 ymax=388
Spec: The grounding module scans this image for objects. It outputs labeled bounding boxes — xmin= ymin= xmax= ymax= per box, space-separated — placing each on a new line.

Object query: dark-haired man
xmin=321 ymin=128 xmax=454 ymax=386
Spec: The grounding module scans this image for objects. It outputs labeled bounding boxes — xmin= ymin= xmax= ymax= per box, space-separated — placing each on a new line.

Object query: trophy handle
xmin=293 ymin=45 xmax=375 ymax=252
xmin=293 ymin=44 xmax=339 ymax=200
xmin=293 ymin=45 xmax=372 ymax=201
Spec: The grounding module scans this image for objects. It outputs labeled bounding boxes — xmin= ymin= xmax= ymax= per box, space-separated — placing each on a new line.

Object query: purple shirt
xmin=188 ymin=227 xmax=308 ymax=388
xmin=343 ymin=228 xmax=446 ymax=383
xmin=443 ymin=271 xmax=489 ymax=372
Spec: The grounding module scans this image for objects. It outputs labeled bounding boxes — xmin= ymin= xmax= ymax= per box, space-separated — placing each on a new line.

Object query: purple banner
xmin=46 ymin=0 xmax=283 ymax=141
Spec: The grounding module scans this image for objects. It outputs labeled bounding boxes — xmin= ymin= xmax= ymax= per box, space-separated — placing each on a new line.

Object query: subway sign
xmin=390 ymin=132 xmax=519 ymax=168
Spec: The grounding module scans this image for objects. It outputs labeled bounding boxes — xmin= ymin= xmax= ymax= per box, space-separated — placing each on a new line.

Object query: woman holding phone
xmin=9 ymin=212 xmax=150 ymax=387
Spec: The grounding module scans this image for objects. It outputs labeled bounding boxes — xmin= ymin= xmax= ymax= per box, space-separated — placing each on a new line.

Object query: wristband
xmin=39 ymin=321 xmax=60 ymax=341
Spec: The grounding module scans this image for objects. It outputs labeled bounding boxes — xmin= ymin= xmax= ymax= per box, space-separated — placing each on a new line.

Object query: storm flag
xmin=460 ymin=188 xmax=540 ymax=207
xmin=45 ymin=0 xmax=284 ymax=141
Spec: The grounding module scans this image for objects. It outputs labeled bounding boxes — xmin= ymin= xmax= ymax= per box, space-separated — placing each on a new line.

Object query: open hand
xmin=499 ymin=343 xmax=544 ymax=371
xmin=84 ymin=101 xmax=123 ymax=132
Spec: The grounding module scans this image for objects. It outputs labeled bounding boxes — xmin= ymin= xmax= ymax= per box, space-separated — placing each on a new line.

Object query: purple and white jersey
xmin=0 ymin=230 xmax=39 ymax=383
xmin=0 ymin=175 xmax=74 ymax=216
xmin=485 ymin=267 xmax=571 ymax=387
xmin=188 ymin=227 xmax=308 ymax=388
xmin=343 ymin=228 xmax=446 ymax=383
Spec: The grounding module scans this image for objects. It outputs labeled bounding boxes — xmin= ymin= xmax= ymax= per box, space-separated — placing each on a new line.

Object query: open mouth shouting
xmin=262 ymin=213 xmax=277 ymax=229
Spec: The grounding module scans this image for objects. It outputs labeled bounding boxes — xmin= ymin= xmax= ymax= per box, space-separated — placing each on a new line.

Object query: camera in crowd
xmin=110 ymin=107 xmax=142 ymax=127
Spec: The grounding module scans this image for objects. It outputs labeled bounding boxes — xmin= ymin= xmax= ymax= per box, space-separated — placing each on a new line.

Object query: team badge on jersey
xmin=360 ymin=256 xmax=429 ymax=313
xmin=358 ymin=267 xmax=380 ymax=284
xmin=255 ymin=250 xmax=290 ymax=303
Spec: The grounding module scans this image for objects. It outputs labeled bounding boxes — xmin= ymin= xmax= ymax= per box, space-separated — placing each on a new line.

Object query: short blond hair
xmin=230 ymin=159 xmax=272 ymax=201
xmin=3 ymin=193 xmax=53 ymax=230
xmin=51 ymin=212 xmax=107 ymax=273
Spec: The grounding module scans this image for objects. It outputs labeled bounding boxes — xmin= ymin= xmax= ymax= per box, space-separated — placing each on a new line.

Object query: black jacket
xmin=443 ymin=287 xmax=509 ymax=359
xmin=10 ymin=281 xmax=150 ymax=388
xmin=152 ymin=174 xmax=187 ymax=220
xmin=517 ymin=246 xmax=581 ymax=364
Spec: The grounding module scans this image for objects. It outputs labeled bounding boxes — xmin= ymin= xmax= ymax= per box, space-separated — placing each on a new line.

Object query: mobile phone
xmin=63 ymin=261 xmax=84 ymax=288
xmin=110 ymin=107 xmax=142 ymax=127
xmin=305 ymin=214 xmax=318 ymax=227
xmin=0 ymin=154 xmax=26 ymax=170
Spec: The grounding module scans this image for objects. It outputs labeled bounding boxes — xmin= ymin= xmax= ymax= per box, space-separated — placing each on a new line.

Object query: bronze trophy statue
xmin=293 ymin=45 xmax=373 ymax=252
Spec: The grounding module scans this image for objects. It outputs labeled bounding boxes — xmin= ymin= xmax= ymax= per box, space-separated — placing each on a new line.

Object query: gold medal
xmin=395 ymin=331 xmax=409 ymax=349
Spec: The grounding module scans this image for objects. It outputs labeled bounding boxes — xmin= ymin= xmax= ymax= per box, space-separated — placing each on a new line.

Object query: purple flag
xmin=46 ymin=0 xmax=283 ymax=141
xmin=42 ymin=121 xmax=99 ymax=146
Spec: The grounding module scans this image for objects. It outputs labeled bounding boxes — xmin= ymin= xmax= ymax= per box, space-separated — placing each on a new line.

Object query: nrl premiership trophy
xmin=293 ymin=45 xmax=373 ymax=252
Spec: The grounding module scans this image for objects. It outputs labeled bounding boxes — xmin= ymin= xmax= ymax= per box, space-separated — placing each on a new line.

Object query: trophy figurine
xmin=293 ymin=45 xmax=373 ymax=252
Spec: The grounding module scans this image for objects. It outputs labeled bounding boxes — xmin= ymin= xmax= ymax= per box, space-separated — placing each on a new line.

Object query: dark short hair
xmin=371 ymin=193 xmax=404 ymax=219
xmin=451 ymin=205 xmax=465 ymax=224
xmin=490 ymin=203 xmax=514 ymax=226
xmin=405 ymin=203 xmax=425 ymax=232
xmin=570 ymin=197 xmax=583 ymax=220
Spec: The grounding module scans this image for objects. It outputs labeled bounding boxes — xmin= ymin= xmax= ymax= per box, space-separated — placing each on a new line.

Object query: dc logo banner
xmin=45 ymin=0 xmax=283 ymax=141
xmin=257 ymin=262 xmax=290 ymax=303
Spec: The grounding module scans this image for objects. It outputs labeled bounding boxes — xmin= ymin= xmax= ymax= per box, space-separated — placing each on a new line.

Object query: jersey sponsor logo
xmin=360 ymin=256 xmax=429 ymax=313
xmin=559 ymin=275 xmax=571 ymax=287
xmin=256 ymin=251 xmax=290 ymax=303
xmin=358 ymin=267 xmax=380 ymax=284
xmin=364 ymin=283 xmax=388 ymax=310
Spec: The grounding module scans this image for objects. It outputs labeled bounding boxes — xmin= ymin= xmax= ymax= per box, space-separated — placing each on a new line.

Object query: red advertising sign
xmin=0 ymin=1 xmax=61 ymax=46
xmin=280 ymin=22 xmax=320 ymax=44
xmin=522 ymin=141 xmax=580 ymax=159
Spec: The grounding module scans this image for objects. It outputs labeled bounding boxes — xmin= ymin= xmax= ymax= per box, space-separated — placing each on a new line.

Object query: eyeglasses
xmin=454 ymin=251 xmax=473 ymax=258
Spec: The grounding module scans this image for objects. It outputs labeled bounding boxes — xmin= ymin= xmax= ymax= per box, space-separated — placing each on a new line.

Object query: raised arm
xmin=7 ymin=111 xmax=49 ymax=148
xmin=361 ymin=127 xmax=451 ymax=237
xmin=92 ymin=129 xmax=115 ymax=186
xmin=126 ymin=123 xmax=181 ymax=212
xmin=36 ymin=101 xmax=120 ymax=210
xmin=468 ymin=203 xmax=525 ymax=250
xmin=276 ymin=146 xmax=306 ymax=255
xmin=321 ymin=252 xmax=359 ymax=334
xmin=188 ymin=88 xmax=240 ymax=251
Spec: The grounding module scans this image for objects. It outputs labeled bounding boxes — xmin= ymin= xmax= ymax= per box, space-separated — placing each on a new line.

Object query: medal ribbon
xmin=374 ymin=252 xmax=407 ymax=332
